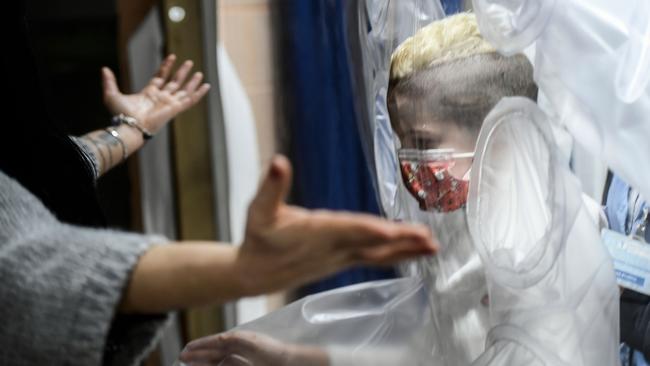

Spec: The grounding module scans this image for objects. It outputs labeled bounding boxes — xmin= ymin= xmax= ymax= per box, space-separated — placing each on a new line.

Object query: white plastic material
xmin=360 ymin=0 xmax=445 ymax=219
xmin=473 ymin=0 xmax=650 ymax=203
xmin=179 ymin=97 xmax=620 ymax=366
xmin=179 ymin=3 xmax=621 ymax=365
xmin=468 ymin=97 xmax=620 ymax=366
xmin=192 ymin=202 xmax=491 ymax=366
xmin=472 ymin=0 xmax=556 ymax=57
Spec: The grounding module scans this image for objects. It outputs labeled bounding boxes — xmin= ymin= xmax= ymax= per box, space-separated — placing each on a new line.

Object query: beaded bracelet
xmin=111 ymin=113 xmax=154 ymax=141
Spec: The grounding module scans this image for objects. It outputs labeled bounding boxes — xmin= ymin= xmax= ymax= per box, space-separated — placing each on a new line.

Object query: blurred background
xmin=24 ymin=0 xmax=467 ymax=364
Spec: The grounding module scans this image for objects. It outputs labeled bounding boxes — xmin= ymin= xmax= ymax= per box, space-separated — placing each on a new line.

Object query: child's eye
xmin=402 ymin=132 xmax=442 ymax=149
xmin=415 ymin=138 xmax=441 ymax=149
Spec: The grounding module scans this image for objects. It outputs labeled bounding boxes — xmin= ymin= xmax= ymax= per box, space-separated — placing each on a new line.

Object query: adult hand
xmin=101 ymin=54 xmax=210 ymax=134
xmin=180 ymin=331 xmax=329 ymax=366
xmin=118 ymin=155 xmax=437 ymax=314
xmin=234 ymin=155 xmax=438 ymax=296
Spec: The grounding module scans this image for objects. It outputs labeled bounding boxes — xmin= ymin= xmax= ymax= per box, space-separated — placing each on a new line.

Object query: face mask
xmin=398 ymin=149 xmax=474 ymax=212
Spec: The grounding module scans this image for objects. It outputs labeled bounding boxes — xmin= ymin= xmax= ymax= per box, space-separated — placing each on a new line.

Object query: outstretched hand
xmin=180 ymin=331 xmax=329 ymax=366
xmin=102 ymin=54 xmax=210 ymax=134
xmin=117 ymin=155 xmax=437 ymax=315
xmin=234 ymin=155 xmax=438 ymax=296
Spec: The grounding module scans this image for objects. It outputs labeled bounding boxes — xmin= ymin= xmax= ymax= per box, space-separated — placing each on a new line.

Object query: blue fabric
xmin=606 ymin=175 xmax=632 ymax=234
xmin=441 ymin=0 xmax=463 ymax=15
xmin=606 ymin=175 xmax=650 ymax=243
xmin=280 ymin=0 xmax=397 ymax=297
xmin=606 ymin=175 xmax=650 ymax=366
xmin=621 ymin=344 xmax=650 ymax=366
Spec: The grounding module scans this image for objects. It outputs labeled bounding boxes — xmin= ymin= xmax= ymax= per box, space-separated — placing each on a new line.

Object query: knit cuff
xmin=61 ymin=226 xmax=169 ymax=365
xmin=103 ymin=313 xmax=171 ymax=366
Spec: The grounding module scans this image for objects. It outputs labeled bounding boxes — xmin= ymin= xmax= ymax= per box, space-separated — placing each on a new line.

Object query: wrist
xmin=231 ymin=245 xmax=263 ymax=298
xmin=111 ymin=113 xmax=154 ymax=141
xmin=114 ymin=124 xmax=146 ymax=155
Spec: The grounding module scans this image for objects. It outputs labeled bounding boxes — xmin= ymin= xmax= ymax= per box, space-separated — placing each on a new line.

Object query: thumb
xmin=249 ymin=155 xmax=292 ymax=220
xmin=101 ymin=67 xmax=120 ymax=98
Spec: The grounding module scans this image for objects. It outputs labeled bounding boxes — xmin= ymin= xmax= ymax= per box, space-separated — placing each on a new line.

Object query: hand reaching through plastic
xmin=119 ymin=155 xmax=437 ymax=314
xmin=233 ymin=155 xmax=438 ymax=296
xmin=179 ymin=331 xmax=329 ymax=366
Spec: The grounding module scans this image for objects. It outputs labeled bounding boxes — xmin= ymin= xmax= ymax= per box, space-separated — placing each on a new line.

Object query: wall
xmin=218 ymin=0 xmax=278 ymax=164
xmin=218 ymin=0 xmax=285 ymax=314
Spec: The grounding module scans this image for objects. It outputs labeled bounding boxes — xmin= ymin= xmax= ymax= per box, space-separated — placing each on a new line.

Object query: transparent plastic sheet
xmin=215 ymin=3 xmax=489 ymax=364
xmin=468 ymin=98 xmax=620 ymax=365
xmin=178 ymin=6 xmax=620 ymax=366
xmin=231 ymin=277 xmax=438 ymax=365
xmin=348 ymin=0 xmax=445 ymax=218
xmin=472 ymin=0 xmax=650 ymax=201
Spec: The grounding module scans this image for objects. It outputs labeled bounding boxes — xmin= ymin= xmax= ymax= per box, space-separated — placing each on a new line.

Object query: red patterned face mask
xmin=398 ymin=149 xmax=473 ymax=212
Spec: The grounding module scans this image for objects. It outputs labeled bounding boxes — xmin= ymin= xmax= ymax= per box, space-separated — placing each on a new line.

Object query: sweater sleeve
xmin=0 ymin=171 xmax=169 ymax=366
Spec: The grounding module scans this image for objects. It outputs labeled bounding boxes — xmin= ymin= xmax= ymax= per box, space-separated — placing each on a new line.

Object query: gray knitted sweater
xmin=0 ymin=170 xmax=169 ymax=365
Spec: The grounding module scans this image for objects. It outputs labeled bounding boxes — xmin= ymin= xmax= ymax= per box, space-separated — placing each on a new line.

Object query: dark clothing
xmin=605 ymin=175 xmax=650 ymax=365
xmin=1 ymin=0 xmax=105 ymax=227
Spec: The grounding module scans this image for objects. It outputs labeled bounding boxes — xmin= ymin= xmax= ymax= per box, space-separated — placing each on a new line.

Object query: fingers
xmin=179 ymin=349 xmax=222 ymax=364
xmin=101 ymin=67 xmax=120 ymax=99
xmin=147 ymin=55 xmax=211 ymax=111
xmin=181 ymin=332 xmax=267 ymax=365
xmin=177 ymin=81 xmax=211 ymax=108
xmin=314 ymin=211 xmax=436 ymax=250
xmin=156 ymin=54 xmax=177 ymax=80
xmin=346 ymin=226 xmax=437 ymax=264
xmin=356 ymin=237 xmax=437 ymax=266
xmin=182 ymin=332 xmax=326 ymax=366
xmin=293 ymin=211 xmax=437 ymax=267
xmin=183 ymin=331 xmax=262 ymax=351
xmin=164 ymin=60 xmax=194 ymax=93
xmin=181 ymin=352 xmax=250 ymax=366
xmin=149 ymin=54 xmax=177 ymax=89
xmin=183 ymin=71 xmax=204 ymax=94
xmin=220 ymin=355 xmax=253 ymax=366
xmin=248 ymin=155 xmax=293 ymax=223
xmin=184 ymin=334 xmax=224 ymax=351
xmin=191 ymin=83 xmax=211 ymax=104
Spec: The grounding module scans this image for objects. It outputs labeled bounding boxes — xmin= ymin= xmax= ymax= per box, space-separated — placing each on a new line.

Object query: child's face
xmin=390 ymin=99 xmax=479 ymax=212
xmin=390 ymin=94 xmax=478 ymax=179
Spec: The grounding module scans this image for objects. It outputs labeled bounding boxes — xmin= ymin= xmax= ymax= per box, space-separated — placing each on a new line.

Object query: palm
xmin=105 ymin=88 xmax=175 ymax=130
xmin=102 ymin=55 xmax=210 ymax=133
xmin=236 ymin=156 xmax=436 ymax=295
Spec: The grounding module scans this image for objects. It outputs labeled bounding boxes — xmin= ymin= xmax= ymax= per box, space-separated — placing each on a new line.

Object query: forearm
xmin=119 ymin=242 xmax=249 ymax=314
xmin=76 ymin=123 xmax=145 ymax=177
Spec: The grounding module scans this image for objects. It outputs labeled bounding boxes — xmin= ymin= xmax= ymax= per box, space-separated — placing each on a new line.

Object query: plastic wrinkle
xmin=475 ymin=0 xmax=650 ymax=202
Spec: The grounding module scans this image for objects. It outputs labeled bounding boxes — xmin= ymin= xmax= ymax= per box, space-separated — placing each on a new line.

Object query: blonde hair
xmin=390 ymin=13 xmax=495 ymax=80
xmin=386 ymin=13 xmax=536 ymax=134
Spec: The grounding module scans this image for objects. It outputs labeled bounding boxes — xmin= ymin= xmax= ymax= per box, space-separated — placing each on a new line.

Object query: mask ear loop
xmin=451 ymin=152 xmax=475 ymax=159
xmin=452 ymin=152 xmax=475 ymax=181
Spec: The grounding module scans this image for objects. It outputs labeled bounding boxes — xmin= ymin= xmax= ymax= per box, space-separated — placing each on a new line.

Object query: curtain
xmin=276 ymin=0 xmax=397 ymax=297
